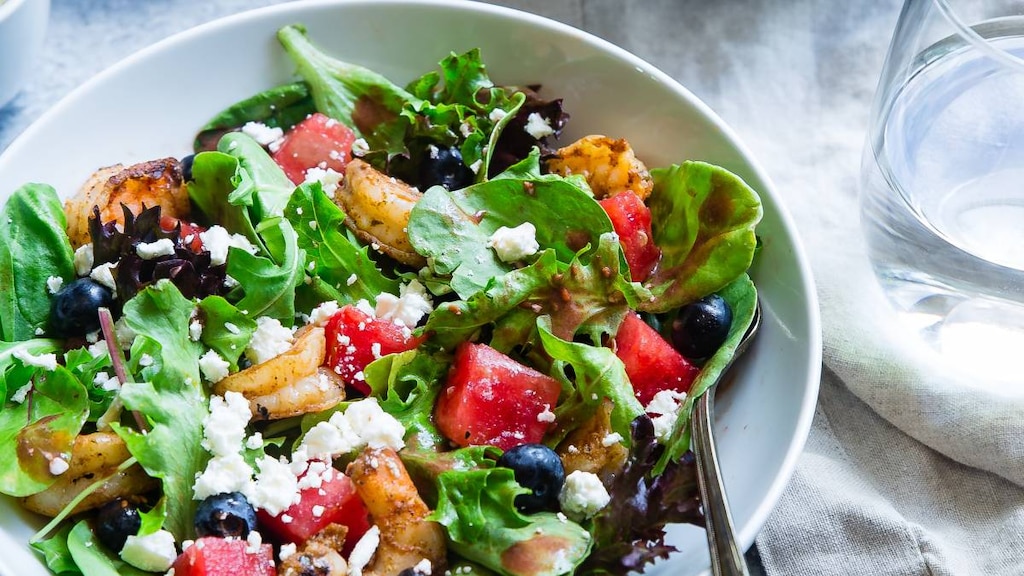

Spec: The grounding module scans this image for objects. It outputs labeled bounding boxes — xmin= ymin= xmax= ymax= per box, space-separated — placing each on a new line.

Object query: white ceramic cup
xmin=0 ymin=0 xmax=50 ymax=109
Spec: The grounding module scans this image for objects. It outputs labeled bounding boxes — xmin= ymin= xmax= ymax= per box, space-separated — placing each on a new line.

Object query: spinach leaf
xmin=113 ymin=280 xmax=207 ymax=540
xmin=194 ymin=82 xmax=315 ymax=152
xmin=188 ymin=150 xmax=263 ymax=248
xmin=642 ymin=162 xmax=761 ymax=312
xmin=30 ymin=522 xmax=79 ymax=575
xmin=431 ymin=467 xmax=592 ymax=576
xmin=537 ymin=316 xmax=644 ymax=448
xmin=407 ymin=172 xmax=613 ymax=299
xmin=0 ymin=361 xmax=88 ymax=497
xmin=219 ymin=132 xmax=296 ymax=222
xmin=0 ymin=184 xmax=75 ymax=341
xmin=197 ymin=295 xmax=256 ymax=370
xmin=67 ymin=520 xmax=150 ymax=576
xmin=653 ymin=274 xmax=758 ymax=473
xmin=63 ymin=346 xmax=116 ymax=423
xmin=284 ymin=181 xmax=400 ymax=305
xmin=226 ymin=218 xmax=305 ymax=323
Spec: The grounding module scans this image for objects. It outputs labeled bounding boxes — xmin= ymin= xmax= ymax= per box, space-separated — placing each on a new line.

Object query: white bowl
xmin=0 ymin=1 xmax=821 ymax=574
xmin=0 ymin=0 xmax=49 ymax=109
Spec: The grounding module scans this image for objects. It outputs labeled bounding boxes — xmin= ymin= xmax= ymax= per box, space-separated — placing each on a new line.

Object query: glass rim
xmin=933 ymin=0 xmax=1024 ymax=72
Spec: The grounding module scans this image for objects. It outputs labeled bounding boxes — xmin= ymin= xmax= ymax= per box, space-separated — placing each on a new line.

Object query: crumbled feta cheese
xmin=301 ymin=412 xmax=361 ymax=460
xmin=355 ymin=298 xmax=376 ymax=317
xmin=193 ymin=453 xmax=255 ymax=500
xmin=347 ymin=273 xmax=358 ymax=286
xmin=559 ymin=470 xmax=610 ymax=519
xmin=85 ymin=330 xmax=100 ymax=343
xmin=138 ymin=354 xmax=154 ymax=367
xmin=241 ymin=121 xmax=284 ymax=146
xmin=348 ymin=525 xmax=381 ymax=576
xmin=601 ymin=432 xmax=624 ymax=447
xmin=73 ymin=244 xmax=94 ymax=276
xmin=309 ymin=301 xmax=340 ymax=327
xmin=9 ymin=383 xmax=31 ymax=404
xmin=202 ymin=391 xmax=251 ymax=456
xmin=245 ymin=317 xmax=295 ymax=365
xmin=136 ymin=238 xmax=176 ymax=260
xmin=250 ymin=456 xmax=299 ymax=516
xmin=113 ymin=317 xmax=137 ymax=350
xmin=90 ymin=262 xmax=118 ymax=296
xmin=49 ymin=457 xmax=70 ymax=476
xmin=200 ymin=226 xmax=232 ymax=266
xmin=198 ymin=350 xmax=231 ymax=384
xmin=524 ymin=112 xmax=554 ymax=139
xmin=488 ymin=108 xmax=508 ymax=123
xmin=458 ymin=121 xmax=473 ymax=138
xmin=311 ymin=504 xmax=325 ymax=518
xmin=303 ymin=166 xmax=344 ymax=198
xmin=246 ymin=433 xmax=264 ymax=451
xmin=536 ymin=404 xmax=556 ymax=423
xmin=245 ymin=530 xmax=264 ymax=554
xmin=279 ymin=542 xmax=297 ymax=561
xmin=224 ymin=322 xmax=241 ymax=335
xmin=352 ymin=138 xmax=370 ymax=156
xmin=14 ymin=349 xmax=58 ymax=371
xmin=46 ymin=275 xmax=64 ymax=295
xmin=120 ymin=530 xmax=177 ymax=572
xmin=645 ymin=389 xmax=688 ymax=442
xmin=189 ymin=317 xmax=203 ymax=342
xmin=94 ymin=371 xmax=120 ymax=391
xmin=344 ymin=399 xmax=406 ymax=450
xmin=88 ymin=339 xmax=109 ymax=359
xmin=487 ymin=222 xmax=539 ymax=262
xmin=374 ymin=279 xmax=433 ymax=329
xmin=414 ymin=559 xmax=433 ymax=575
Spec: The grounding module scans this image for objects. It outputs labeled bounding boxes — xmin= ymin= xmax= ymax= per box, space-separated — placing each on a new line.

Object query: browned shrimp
xmin=546 ymin=135 xmax=654 ymax=200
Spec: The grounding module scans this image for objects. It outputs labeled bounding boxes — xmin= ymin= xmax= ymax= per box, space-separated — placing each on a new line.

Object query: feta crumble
xmin=524 ymin=112 xmax=555 ymax=139
xmin=645 ymin=389 xmax=688 ymax=442
xmin=348 ymin=525 xmax=381 ymax=576
xmin=241 ymin=121 xmax=285 ymax=146
xmin=198 ymin=350 xmax=231 ymax=384
xmin=487 ymin=222 xmax=539 ymax=262
xmin=135 ymin=238 xmax=176 ymax=260
xmin=558 ymin=470 xmax=610 ymax=520
xmin=245 ymin=317 xmax=295 ymax=365
xmin=13 ymin=349 xmax=58 ymax=371
xmin=46 ymin=275 xmax=64 ymax=295
xmin=375 ymin=279 xmax=433 ymax=329
xmin=73 ymin=244 xmax=94 ymax=276
xmin=90 ymin=262 xmax=118 ymax=296
xmin=303 ymin=166 xmax=344 ymax=198
xmin=120 ymin=530 xmax=177 ymax=572
xmin=48 ymin=456 xmax=70 ymax=476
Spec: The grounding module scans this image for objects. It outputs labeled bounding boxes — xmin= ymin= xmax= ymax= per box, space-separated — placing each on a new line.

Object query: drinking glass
xmin=860 ymin=0 xmax=1024 ymax=364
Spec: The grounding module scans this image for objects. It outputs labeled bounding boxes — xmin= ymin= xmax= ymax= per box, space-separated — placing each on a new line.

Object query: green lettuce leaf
xmin=67 ymin=520 xmax=150 ymax=576
xmin=188 ymin=150 xmax=262 ymax=250
xmin=642 ymin=162 xmax=761 ymax=312
xmin=0 ymin=184 xmax=75 ymax=341
xmin=197 ymin=295 xmax=256 ymax=370
xmin=431 ymin=467 xmax=592 ymax=576
xmin=218 ymin=132 xmax=296 ymax=222
xmin=284 ymin=181 xmax=400 ymax=305
xmin=30 ymin=523 xmax=79 ymax=575
xmin=113 ymin=281 xmax=207 ymax=540
xmin=364 ymin=349 xmax=451 ymax=448
xmin=194 ymin=81 xmax=315 ymax=152
xmin=226 ymin=217 xmax=305 ymax=324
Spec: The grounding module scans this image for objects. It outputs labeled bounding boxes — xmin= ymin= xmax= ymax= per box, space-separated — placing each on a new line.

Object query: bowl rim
xmin=0 ymin=0 xmax=822 ymax=565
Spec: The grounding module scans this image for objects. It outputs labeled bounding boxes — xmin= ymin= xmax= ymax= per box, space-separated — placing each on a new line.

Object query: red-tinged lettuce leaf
xmin=488 ymin=86 xmax=569 ymax=177
xmin=641 ymin=162 xmax=761 ymax=313
xmin=580 ymin=416 xmax=703 ymax=575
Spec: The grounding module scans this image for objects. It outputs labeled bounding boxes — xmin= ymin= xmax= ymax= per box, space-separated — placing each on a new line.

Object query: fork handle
xmin=692 ymin=390 xmax=750 ymax=576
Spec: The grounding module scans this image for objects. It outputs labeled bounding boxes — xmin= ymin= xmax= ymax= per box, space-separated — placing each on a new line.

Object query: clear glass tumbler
xmin=860 ymin=0 xmax=1024 ymax=364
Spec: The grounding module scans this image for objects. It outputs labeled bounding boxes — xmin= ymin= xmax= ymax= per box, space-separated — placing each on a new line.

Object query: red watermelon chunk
xmin=614 ymin=311 xmax=699 ymax=406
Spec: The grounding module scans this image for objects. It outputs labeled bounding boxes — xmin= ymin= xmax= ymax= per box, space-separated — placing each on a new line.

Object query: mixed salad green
xmin=0 ymin=23 xmax=762 ymax=576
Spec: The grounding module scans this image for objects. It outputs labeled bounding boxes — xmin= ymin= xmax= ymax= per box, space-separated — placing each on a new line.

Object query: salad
xmin=0 ymin=23 xmax=762 ymax=576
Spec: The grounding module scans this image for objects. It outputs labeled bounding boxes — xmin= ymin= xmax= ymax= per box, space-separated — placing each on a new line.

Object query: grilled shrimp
xmin=347 ymin=448 xmax=447 ymax=576
xmin=545 ymin=135 xmax=654 ymax=200
xmin=556 ymin=399 xmax=628 ymax=485
xmin=280 ymin=523 xmax=350 ymax=576
xmin=336 ymin=159 xmax=426 ymax=268
xmin=20 ymin=432 xmax=158 ymax=517
xmin=64 ymin=158 xmax=189 ymax=248
xmin=214 ymin=326 xmax=346 ymax=420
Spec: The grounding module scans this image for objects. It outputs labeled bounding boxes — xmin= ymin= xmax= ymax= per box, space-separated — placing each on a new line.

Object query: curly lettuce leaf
xmin=113 ymin=281 xmax=207 ymax=540
xmin=0 ymin=184 xmax=75 ymax=341
xmin=0 ymin=360 xmax=88 ymax=497
xmin=408 ymin=172 xmax=613 ymax=299
xmin=363 ymin=349 xmax=451 ymax=448
xmin=63 ymin=345 xmax=115 ymax=422
xmin=285 ymin=181 xmax=400 ymax=305
xmin=536 ymin=316 xmax=643 ymax=448
xmin=225 ymin=217 xmax=305 ymax=324
xmin=431 ymin=467 xmax=592 ymax=576
xmin=641 ymin=162 xmax=761 ymax=312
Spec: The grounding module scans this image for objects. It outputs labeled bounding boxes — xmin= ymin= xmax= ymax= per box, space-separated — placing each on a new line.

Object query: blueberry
xmin=93 ymin=498 xmax=141 ymax=553
xmin=180 ymin=154 xmax=195 ymax=183
xmin=670 ymin=294 xmax=733 ymax=360
xmin=497 ymin=444 xmax=565 ymax=513
xmin=419 ymin=146 xmax=474 ymax=191
xmin=49 ymin=278 xmax=114 ymax=338
xmin=194 ymin=491 xmax=257 ymax=539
